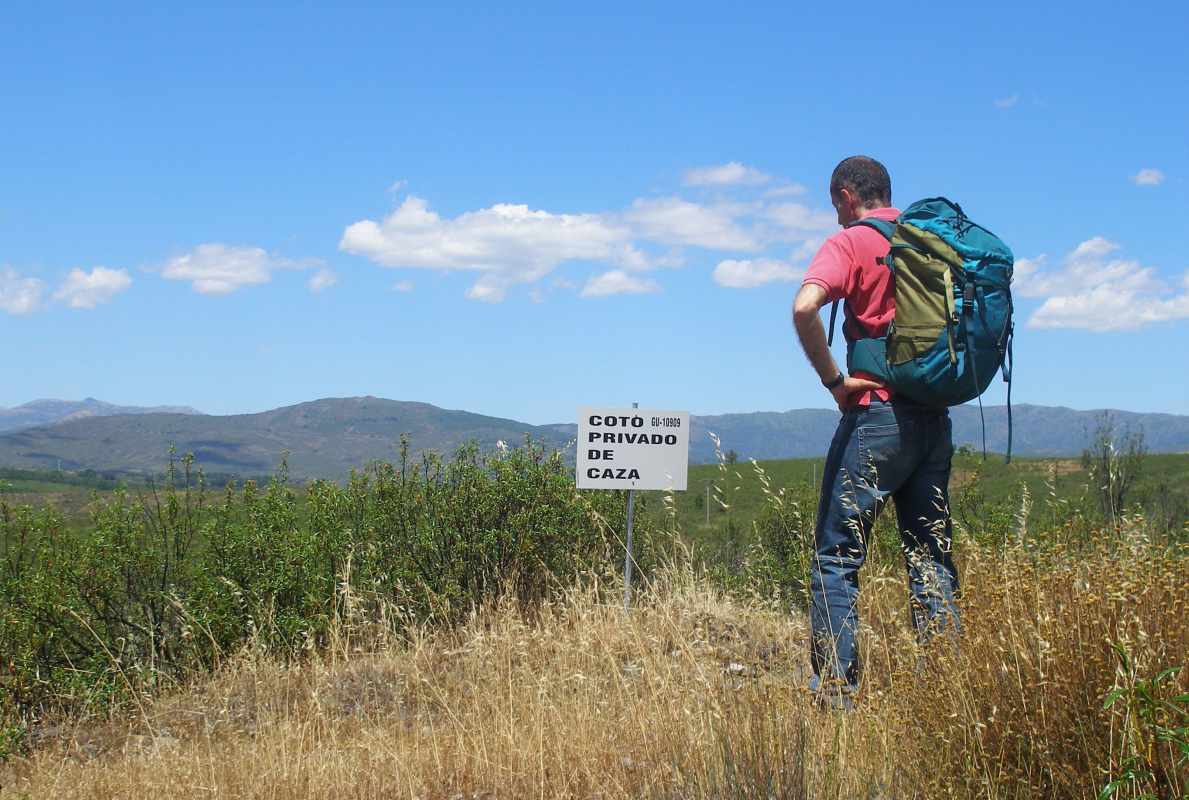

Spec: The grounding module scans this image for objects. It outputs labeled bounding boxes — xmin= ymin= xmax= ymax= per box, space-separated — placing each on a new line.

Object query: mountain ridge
xmin=0 ymin=398 xmax=203 ymax=433
xmin=0 ymin=396 xmax=1184 ymax=481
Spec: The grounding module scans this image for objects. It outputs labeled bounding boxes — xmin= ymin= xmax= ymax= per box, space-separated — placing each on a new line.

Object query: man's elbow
xmin=792 ymin=291 xmax=823 ymax=324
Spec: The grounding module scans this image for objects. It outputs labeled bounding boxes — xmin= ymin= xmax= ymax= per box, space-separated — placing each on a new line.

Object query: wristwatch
xmin=823 ymin=372 xmax=845 ymax=390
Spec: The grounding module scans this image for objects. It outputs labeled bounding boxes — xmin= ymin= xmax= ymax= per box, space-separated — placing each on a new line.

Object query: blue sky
xmin=3 ymin=1 xmax=1187 ymax=423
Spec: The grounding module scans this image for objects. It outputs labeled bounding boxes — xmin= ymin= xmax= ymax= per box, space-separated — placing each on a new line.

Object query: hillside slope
xmin=0 ymin=397 xmax=568 ymax=480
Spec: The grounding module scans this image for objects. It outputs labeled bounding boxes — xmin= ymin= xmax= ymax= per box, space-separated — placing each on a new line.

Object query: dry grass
xmin=2 ymin=532 xmax=1186 ymax=799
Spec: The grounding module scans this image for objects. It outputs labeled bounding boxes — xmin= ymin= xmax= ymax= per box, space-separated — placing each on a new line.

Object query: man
xmin=792 ymin=155 xmax=960 ymax=708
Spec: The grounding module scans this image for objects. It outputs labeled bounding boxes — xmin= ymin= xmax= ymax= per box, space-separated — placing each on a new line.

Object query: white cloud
xmin=341 ymin=170 xmax=839 ymax=301
xmin=53 ymin=267 xmax=132 ymax=308
xmin=1012 ymin=254 xmax=1047 ymax=294
xmin=764 ymin=183 xmax=808 ymax=198
xmin=580 ymin=270 xmax=660 ymax=298
xmin=994 ymin=94 xmax=1020 ymax=109
xmin=1019 ymin=237 xmax=1189 ymax=330
xmin=713 ymin=258 xmax=804 ymax=288
xmin=160 ymin=244 xmax=308 ymax=295
xmin=683 ymin=162 xmax=771 ymax=187
xmin=1031 ymin=282 xmax=1189 ymax=330
xmin=391 ymin=280 xmax=414 ymax=293
xmin=762 ymin=202 xmax=837 ymax=235
xmin=307 ymin=269 xmax=339 ymax=292
xmin=0 ymin=268 xmax=45 ymax=315
xmin=1018 ymin=239 xmax=1138 ymax=300
xmin=1070 ymin=236 xmax=1119 ymax=261
xmin=625 ymin=197 xmax=759 ymax=250
xmin=340 ymin=196 xmax=641 ymax=302
xmin=341 ymin=197 xmax=631 ymax=271
xmin=1131 ymin=168 xmax=1165 ymax=186
xmin=465 ymin=281 xmax=507 ymax=303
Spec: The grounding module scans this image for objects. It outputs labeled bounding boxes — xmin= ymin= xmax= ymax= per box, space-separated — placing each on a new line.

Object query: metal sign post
xmin=623 ymin=399 xmax=642 ymax=613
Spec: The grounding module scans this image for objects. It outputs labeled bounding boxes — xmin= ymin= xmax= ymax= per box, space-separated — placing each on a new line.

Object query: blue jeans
xmin=808 ymin=398 xmax=960 ymax=696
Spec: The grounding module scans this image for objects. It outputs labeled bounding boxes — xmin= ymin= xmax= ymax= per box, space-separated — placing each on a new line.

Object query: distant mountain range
xmin=680 ymin=404 xmax=1189 ymax=462
xmin=0 ymin=397 xmax=1185 ymax=481
xmin=0 ymin=398 xmax=203 ymax=433
xmin=0 ymin=398 xmax=554 ymax=480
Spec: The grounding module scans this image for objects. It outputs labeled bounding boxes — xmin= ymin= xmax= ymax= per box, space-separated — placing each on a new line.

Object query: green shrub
xmin=1100 ymin=643 xmax=1189 ymax=799
xmin=0 ymin=439 xmax=656 ymax=716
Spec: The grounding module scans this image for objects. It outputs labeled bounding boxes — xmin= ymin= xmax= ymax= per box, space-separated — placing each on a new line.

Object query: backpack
xmin=826 ymin=197 xmax=1016 ymax=460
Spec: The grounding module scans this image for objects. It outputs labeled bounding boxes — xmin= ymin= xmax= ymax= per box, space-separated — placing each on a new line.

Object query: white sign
xmin=576 ymin=407 xmax=689 ymax=491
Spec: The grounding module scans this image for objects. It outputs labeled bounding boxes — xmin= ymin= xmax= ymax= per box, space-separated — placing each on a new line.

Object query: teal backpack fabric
xmin=827 ymin=198 xmax=1016 ymax=459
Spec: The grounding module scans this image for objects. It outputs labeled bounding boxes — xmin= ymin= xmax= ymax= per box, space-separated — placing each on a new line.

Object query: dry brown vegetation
xmin=2 ymin=523 xmax=1185 ymax=800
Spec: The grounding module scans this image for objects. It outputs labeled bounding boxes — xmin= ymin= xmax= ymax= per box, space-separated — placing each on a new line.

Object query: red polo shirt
xmin=802 ymin=207 xmax=900 ymax=406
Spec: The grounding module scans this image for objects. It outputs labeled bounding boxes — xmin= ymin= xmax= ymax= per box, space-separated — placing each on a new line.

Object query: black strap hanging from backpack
xmin=826 ymin=217 xmax=896 ymax=348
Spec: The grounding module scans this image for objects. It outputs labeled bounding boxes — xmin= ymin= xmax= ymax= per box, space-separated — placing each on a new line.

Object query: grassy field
xmin=0 ymin=466 xmax=265 ymax=527
xmin=0 ymin=447 xmax=1185 ymax=798
xmin=1 ymin=540 xmax=1184 ymax=799
xmin=8 ymin=452 xmax=1187 ymax=523
xmin=658 ymin=452 xmax=1189 ymax=560
xmin=4 ymin=450 xmax=1186 ymax=563
xmin=0 ymin=470 xmax=120 ymax=523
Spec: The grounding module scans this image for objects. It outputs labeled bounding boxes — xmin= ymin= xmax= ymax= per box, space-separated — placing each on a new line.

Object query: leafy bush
xmin=0 ymin=439 xmax=657 ymax=715
xmin=1100 ymin=643 xmax=1189 ymax=799
xmin=745 ymin=479 xmax=815 ymax=608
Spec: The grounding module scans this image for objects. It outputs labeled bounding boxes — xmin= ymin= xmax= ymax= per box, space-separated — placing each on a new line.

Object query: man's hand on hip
xmin=830 ymin=375 xmax=884 ymax=412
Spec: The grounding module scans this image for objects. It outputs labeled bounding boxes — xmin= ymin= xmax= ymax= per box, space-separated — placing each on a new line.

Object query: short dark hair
xmin=830 ymin=156 xmax=891 ymax=208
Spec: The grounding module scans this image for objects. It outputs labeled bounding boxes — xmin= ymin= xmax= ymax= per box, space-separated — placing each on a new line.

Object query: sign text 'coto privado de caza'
xmin=576 ymin=407 xmax=689 ymax=491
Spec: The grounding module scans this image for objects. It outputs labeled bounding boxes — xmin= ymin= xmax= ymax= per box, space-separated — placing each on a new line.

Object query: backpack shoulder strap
xmin=828 ymin=217 xmax=897 ymax=345
xmin=845 ymin=217 xmax=896 ymax=240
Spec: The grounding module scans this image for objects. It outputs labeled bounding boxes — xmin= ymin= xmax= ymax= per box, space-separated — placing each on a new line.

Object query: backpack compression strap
xmin=826 ymin=217 xmax=897 ymax=346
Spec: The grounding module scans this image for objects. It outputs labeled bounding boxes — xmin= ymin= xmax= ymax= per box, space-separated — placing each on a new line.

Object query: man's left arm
xmin=792 ymin=283 xmax=881 ymax=411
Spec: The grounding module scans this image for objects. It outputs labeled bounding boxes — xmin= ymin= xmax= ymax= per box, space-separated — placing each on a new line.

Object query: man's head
xmin=829 ymin=156 xmax=892 ymax=226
